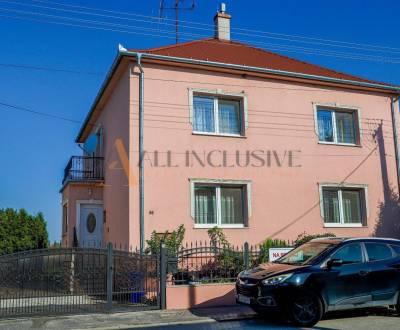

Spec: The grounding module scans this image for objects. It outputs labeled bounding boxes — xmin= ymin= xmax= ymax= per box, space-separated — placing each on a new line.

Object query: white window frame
xmin=190 ymin=178 xmax=251 ymax=229
xmin=188 ymin=88 xmax=248 ymax=137
xmin=313 ymin=102 xmax=362 ymax=147
xmin=318 ymin=183 xmax=368 ymax=228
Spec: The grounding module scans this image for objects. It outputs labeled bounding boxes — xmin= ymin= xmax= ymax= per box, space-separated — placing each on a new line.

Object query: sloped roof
xmin=130 ymin=38 xmax=391 ymax=86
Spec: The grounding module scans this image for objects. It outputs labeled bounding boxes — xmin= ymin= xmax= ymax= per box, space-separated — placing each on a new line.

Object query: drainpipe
xmin=390 ymin=96 xmax=400 ymax=194
xmin=137 ymin=53 xmax=145 ymax=255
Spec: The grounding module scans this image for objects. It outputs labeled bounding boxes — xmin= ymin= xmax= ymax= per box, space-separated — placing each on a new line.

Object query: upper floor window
xmin=193 ymin=95 xmax=244 ymax=136
xmin=320 ymin=184 xmax=367 ymax=227
xmin=316 ymin=106 xmax=360 ymax=145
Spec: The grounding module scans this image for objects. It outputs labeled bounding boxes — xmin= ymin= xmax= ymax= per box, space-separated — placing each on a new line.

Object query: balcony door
xmin=79 ymin=203 xmax=103 ymax=248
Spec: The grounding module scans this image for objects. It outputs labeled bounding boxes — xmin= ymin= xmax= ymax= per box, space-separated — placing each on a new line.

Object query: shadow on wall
xmin=374 ymin=187 xmax=400 ymax=238
xmin=373 ymin=122 xmax=400 ymax=238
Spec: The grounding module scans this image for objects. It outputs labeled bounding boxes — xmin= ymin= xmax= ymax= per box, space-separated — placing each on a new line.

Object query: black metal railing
xmin=0 ymin=245 xmax=160 ymax=317
xmin=167 ymin=241 xmax=292 ymax=285
xmin=63 ymin=156 xmax=104 ymax=184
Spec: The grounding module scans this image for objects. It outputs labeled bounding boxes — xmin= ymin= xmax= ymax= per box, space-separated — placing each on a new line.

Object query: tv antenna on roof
xmin=159 ymin=0 xmax=196 ymax=44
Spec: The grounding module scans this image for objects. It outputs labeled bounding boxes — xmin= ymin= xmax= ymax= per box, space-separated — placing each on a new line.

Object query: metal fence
xmin=0 ymin=245 xmax=160 ymax=317
xmin=167 ymin=242 xmax=269 ymax=285
xmin=0 ymin=241 xmax=292 ymax=317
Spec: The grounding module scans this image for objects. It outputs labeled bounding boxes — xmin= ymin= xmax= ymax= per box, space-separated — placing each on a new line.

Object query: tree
xmin=0 ymin=208 xmax=49 ymax=255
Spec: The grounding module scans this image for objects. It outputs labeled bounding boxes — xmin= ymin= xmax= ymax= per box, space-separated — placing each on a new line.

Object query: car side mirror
xmin=327 ymin=259 xmax=343 ymax=269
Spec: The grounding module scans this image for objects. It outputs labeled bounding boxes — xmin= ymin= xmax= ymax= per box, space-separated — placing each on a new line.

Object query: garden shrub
xmin=257 ymin=238 xmax=289 ymax=264
xmin=145 ymin=224 xmax=185 ymax=256
xmin=294 ymin=232 xmax=336 ymax=246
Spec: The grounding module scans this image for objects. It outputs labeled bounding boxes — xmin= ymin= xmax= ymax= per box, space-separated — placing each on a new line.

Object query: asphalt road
xmin=144 ymin=309 xmax=400 ymax=330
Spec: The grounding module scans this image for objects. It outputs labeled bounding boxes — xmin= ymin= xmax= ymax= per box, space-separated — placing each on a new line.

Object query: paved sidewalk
xmin=0 ymin=305 xmax=256 ymax=330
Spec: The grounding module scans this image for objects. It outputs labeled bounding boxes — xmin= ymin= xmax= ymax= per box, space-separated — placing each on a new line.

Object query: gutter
xmin=76 ymin=48 xmax=400 ymax=142
xmin=121 ymin=51 xmax=400 ymax=93
xmin=137 ymin=53 xmax=145 ymax=255
xmin=390 ymin=97 xmax=400 ymax=194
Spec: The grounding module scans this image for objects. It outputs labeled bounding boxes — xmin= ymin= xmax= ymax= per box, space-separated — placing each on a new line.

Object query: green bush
xmin=0 ymin=208 xmax=49 ymax=255
xmin=294 ymin=232 xmax=336 ymax=246
xmin=257 ymin=238 xmax=289 ymax=264
xmin=207 ymin=227 xmax=243 ymax=271
xmin=146 ymin=224 xmax=185 ymax=256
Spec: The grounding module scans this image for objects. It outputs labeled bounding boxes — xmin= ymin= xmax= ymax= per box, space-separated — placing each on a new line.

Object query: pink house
xmin=60 ymin=5 xmax=400 ymax=251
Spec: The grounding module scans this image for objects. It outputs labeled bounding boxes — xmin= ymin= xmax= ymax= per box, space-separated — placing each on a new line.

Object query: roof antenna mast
xmin=159 ymin=0 xmax=196 ymax=43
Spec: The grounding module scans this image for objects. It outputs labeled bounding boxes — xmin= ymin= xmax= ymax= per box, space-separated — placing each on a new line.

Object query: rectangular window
xmin=62 ymin=204 xmax=68 ymax=233
xmin=193 ymin=183 xmax=247 ymax=227
xmin=317 ymin=107 xmax=359 ymax=145
xmin=193 ymin=95 xmax=243 ymax=136
xmin=321 ymin=186 xmax=366 ymax=226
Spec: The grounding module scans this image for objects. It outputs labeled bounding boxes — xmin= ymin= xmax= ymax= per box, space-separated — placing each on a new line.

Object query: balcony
xmin=63 ymin=156 xmax=104 ymax=185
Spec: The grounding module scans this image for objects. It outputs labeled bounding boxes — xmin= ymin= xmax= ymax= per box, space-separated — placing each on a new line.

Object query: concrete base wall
xmin=166 ymin=283 xmax=236 ymax=309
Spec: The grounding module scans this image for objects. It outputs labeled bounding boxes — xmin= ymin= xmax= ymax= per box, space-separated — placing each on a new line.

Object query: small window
xmin=365 ymin=243 xmax=393 ymax=261
xmin=86 ymin=213 xmax=97 ymax=234
xmin=62 ymin=204 xmax=68 ymax=233
xmin=193 ymin=95 xmax=243 ymax=136
xmin=317 ymin=107 xmax=359 ymax=145
xmin=321 ymin=186 xmax=366 ymax=226
xmin=331 ymin=243 xmax=363 ymax=264
xmin=193 ymin=183 xmax=247 ymax=227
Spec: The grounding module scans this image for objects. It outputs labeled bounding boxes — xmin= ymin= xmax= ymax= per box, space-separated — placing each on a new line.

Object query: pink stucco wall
xmin=127 ymin=62 xmax=399 ymax=246
xmin=66 ymin=59 xmax=400 ymax=248
xmin=61 ymin=183 xmax=103 ymax=247
xmin=166 ymin=284 xmax=236 ymax=309
xmin=90 ymin=67 xmax=131 ymax=247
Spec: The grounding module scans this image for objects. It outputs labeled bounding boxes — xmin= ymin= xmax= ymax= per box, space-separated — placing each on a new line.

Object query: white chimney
xmin=214 ymin=3 xmax=231 ymax=41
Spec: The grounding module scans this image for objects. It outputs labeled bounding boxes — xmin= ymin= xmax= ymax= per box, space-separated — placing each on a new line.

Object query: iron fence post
xmin=106 ymin=242 xmax=114 ymax=310
xmin=160 ymin=242 xmax=167 ymax=310
xmin=244 ymin=242 xmax=249 ymax=269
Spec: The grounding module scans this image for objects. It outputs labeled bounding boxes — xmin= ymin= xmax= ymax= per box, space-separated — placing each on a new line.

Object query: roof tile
xmin=130 ymin=38 xmax=392 ymax=86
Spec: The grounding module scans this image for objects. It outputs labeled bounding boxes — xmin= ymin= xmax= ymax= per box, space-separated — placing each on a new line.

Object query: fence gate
xmin=0 ymin=246 xmax=160 ymax=317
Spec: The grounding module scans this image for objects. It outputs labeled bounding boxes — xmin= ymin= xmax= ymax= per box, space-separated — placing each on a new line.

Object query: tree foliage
xmin=0 ymin=208 xmax=49 ymax=255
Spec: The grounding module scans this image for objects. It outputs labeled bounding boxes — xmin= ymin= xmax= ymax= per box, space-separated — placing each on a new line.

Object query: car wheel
xmin=288 ymin=292 xmax=323 ymax=327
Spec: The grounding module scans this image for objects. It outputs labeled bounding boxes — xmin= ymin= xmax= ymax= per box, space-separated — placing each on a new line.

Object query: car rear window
xmin=365 ymin=243 xmax=393 ymax=261
xmin=390 ymin=244 xmax=400 ymax=256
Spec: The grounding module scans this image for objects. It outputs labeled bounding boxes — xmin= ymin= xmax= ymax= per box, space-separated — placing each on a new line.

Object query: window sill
xmin=318 ymin=141 xmax=362 ymax=148
xmin=324 ymin=223 xmax=365 ymax=228
xmin=194 ymin=224 xmax=247 ymax=229
xmin=192 ymin=131 xmax=246 ymax=139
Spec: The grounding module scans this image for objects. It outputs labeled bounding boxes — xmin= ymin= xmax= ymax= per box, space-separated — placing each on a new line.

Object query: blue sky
xmin=1 ymin=0 xmax=400 ymax=242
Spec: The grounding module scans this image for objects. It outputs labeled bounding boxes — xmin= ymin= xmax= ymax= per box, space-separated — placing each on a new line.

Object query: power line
xmin=2 ymin=2 xmax=400 ymax=64
xmin=6 ymin=0 xmax=396 ymax=55
xmin=1 ymin=99 xmax=391 ymax=143
xmin=0 ymin=100 xmax=81 ymax=123
xmin=26 ymin=0 xmax=400 ymax=53
xmin=268 ymin=145 xmax=378 ymax=238
xmin=0 ymin=62 xmax=102 ymax=75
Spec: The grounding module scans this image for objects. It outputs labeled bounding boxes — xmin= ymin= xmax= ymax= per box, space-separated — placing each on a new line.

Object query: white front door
xmin=79 ymin=204 xmax=103 ymax=247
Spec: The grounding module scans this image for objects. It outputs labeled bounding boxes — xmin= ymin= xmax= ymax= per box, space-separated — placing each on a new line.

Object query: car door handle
xmin=359 ymin=270 xmax=369 ymax=276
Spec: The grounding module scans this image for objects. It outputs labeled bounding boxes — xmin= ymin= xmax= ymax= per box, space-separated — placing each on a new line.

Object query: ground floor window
xmin=191 ymin=179 xmax=251 ymax=228
xmin=320 ymin=184 xmax=367 ymax=227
